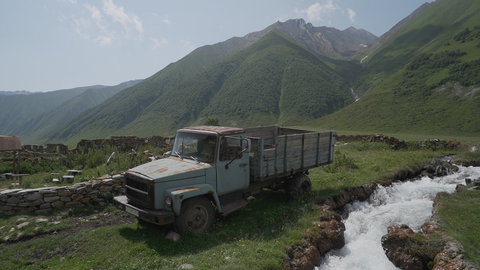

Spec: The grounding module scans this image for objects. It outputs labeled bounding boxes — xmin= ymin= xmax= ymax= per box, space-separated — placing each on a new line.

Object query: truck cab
xmin=114 ymin=126 xmax=251 ymax=234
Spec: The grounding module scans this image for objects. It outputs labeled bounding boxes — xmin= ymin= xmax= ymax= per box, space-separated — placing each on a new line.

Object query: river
xmin=317 ymin=165 xmax=480 ymax=270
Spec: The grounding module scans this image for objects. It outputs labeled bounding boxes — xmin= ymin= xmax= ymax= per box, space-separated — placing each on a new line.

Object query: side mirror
xmin=162 ymin=151 xmax=171 ymax=158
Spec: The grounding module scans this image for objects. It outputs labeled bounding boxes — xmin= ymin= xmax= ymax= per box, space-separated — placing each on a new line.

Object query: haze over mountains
xmin=1 ymin=0 xmax=479 ymax=144
xmin=0 ymin=80 xmax=141 ymax=143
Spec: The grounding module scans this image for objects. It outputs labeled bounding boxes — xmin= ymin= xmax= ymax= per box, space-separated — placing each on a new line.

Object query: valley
xmin=1 ymin=0 xmax=480 ymax=269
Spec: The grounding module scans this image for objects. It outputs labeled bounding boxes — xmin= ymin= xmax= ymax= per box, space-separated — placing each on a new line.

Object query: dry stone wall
xmin=76 ymin=135 xmax=173 ymax=152
xmin=0 ymin=174 xmax=125 ymax=216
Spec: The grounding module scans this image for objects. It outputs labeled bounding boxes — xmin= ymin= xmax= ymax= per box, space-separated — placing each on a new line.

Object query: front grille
xmin=125 ymin=173 xmax=154 ymax=209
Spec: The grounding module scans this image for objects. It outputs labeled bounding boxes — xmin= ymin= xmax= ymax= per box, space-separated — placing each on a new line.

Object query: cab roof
xmin=179 ymin=126 xmax=245 ymax=135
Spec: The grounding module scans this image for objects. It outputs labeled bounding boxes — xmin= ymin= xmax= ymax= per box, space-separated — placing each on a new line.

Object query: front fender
xmin=165 ymin=184 xmax=221 ymax=215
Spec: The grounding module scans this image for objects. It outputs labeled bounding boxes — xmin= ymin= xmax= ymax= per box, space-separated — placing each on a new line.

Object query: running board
xmin=220 ymin=199 xmax=248 ymax=216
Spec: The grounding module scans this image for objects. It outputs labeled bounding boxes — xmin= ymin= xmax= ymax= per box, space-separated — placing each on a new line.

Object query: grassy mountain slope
xmin=52 ymin=31 xmax=352 ymax=143
xmin=200 ymin=32 xmax=351 ymax=125
xmin=18 ymin=80 xmax=141 ymax=144
xmin=312 ymin=0 xmax=480 ymax=136
xmin=0 ymin=86 xmax=104 ymax=136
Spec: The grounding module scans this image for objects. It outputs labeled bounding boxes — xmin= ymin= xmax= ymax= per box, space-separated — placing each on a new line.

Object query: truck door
xmin=216 ymin=136 xmax=249 ymax=195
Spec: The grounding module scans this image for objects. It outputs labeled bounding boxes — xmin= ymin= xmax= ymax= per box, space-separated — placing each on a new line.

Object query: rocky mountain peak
xmin=244 ymin=18 xmax=378 ymax=60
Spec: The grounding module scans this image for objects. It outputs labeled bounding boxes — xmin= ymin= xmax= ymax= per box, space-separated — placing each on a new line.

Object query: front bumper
xmin=113 ymin=195 xmax=175 ymax=225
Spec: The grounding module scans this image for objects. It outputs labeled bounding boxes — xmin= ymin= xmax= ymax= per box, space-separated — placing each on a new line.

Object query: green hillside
xmin=18 ymin=80 xmax=141 ymax=144
xmin=312 ymin=0 xmax=480 ymax=136
xmin=51 ymin=31 xmax=352 ymax=144
xmin=200 ymin=32 xmax=351 ymax=125
xmin=0 ymin=86 xmax=103 ymax=136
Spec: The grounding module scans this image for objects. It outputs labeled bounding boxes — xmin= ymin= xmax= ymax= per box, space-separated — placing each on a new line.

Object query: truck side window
xmin=220 ymin=137 xmax=243 ymax=161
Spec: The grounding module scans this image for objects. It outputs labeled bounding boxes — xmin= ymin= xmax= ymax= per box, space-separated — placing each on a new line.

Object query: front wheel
xmin=175 ymin=197 xmax=215 ymax=235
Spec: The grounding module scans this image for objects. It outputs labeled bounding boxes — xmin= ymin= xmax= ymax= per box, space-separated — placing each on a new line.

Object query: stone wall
xmin=337 ymin=134 xmax=460 ymax=151
xmin=21 ymin=135 xmax=174 ymax=155
xmin=22 ymin=144 xmax=69 ymax=154
xmin=0 ymin=174 xmax=126 ymax=216
xmin=76 ymin=135 xmax=173 ymax=152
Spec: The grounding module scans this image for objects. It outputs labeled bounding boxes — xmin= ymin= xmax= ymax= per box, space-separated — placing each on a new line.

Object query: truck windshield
xmin=172 ymin=132 xmax=217 ymax=163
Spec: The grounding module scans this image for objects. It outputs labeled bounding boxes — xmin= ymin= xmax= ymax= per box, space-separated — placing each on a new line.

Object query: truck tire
xmin=287 ymin=174 xmax=312 ymax=200
xmin=175 ymin=197 xmax=215 ymax=235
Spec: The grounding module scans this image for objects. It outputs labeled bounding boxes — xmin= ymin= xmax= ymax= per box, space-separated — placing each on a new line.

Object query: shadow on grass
xmin=118 ymin=190 xmax=313 ymax=256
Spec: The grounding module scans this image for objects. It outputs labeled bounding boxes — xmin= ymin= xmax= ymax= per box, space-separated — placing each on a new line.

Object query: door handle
xmin=239 ymin=163 xmax=248 ymax=167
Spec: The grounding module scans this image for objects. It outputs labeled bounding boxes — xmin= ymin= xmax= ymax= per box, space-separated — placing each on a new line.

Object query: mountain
xmin=0 ymin=81 xmax=141 ymax=143
xmin=19 ymin=80 xmax=141 ymax=143
xmin=0 ymin=86 xmax=102 ymax=135
xmin=312 ymin=0 xmax=480 ymax=136
xmin=0 ymin=91 xmax=31 ymax=95
xmin=263 ymin=19 xmax=377 ymax=59
xmin=49 ymin=30 xmax=355 ymax=144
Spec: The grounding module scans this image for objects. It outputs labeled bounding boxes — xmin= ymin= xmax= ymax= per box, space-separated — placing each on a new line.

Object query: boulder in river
xmin=381 ymin=224 xmax=444 ymax=270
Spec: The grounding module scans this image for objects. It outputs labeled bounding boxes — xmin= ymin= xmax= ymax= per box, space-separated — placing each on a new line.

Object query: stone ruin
xmin=0 ymin=174 xmax=126 ymax=216
xmin=75 ymin=135 xmax=174 ymax=152
xmin=22 ymin=144 xmax=68 ymax=154
xmin=21 ymin=135 xmax=174 ymax=155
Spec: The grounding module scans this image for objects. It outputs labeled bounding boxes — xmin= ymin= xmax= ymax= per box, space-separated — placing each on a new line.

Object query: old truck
xmin=114 ymin=126 xmax=335 ymax=234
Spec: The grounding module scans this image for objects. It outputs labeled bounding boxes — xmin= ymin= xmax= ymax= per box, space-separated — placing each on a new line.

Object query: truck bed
xmin=245 ymin=126 xmax=335 ymax=181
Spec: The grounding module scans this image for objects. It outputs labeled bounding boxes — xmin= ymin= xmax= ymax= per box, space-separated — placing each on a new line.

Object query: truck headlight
xmin=165 ymin=196 xmax=172 ymax=208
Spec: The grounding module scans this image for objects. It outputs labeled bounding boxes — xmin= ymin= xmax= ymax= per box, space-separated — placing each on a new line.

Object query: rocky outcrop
xmin=382 ymin=224 xmax=444 ymax=270
xmin=383 ymin=191 xmax=479 ymax=270
xmin=319 ymin=184 xmax=377 ymax=210
xmin=284 ymin=209 xmax=345 ymax=270
xmin=432 ymin=240 xmax=477 ymax=270
xmin=392 ymin=160 xmax=459 ymax=181
xmin=458 ymin=159 xmax=480 ymax=167
xmin=382 ymin=222 xmax=478 ymax=270
xmin=337 ymin=134 xmax=407 ymax=150
xmin=0 ymin=174 xmax=125 ymax=215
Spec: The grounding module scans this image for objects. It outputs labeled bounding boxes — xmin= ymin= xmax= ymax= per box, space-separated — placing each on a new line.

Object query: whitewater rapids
xmin=317 ymin=166 xmax=480 ymax=270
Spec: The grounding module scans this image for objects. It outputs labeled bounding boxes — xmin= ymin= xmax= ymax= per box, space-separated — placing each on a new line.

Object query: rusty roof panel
xmin=180 ymin=126 xmax=244 ymax=135
xmin=0 ymin=136 xmax=22 ymax=151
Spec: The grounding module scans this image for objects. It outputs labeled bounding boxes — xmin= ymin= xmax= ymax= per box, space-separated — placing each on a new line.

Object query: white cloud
xmin=296 ymin=1 xmax=359 ymax=26
xmin=96 ymin=35 xmax=113 ymax=46
xmin=67 ymin=0 xmax=144 ymax=46
xmin=73 ymin=18 xmax=92 ymax=40
xmin=347 ymin=8 xmax=356 ymax=23
xmin=162 ymin=16 xmax=172 ymax=25
xmin=301 ymin=0 xmax=338 ymax=22
xmin=85 ymin=3 xmax=105 ymax=30
xmin=102 ymin=0 xmax=143 ymax=37
xmin=151 ymin=37 xmax=168 ymax=49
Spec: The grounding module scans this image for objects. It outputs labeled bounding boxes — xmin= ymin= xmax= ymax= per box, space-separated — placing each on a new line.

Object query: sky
xmin=0 ymin=0 xmax=430 ymax=92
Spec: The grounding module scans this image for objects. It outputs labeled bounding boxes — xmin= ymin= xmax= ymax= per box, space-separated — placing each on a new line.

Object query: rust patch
xmin=172 ymin=167 xmax=202 ymax=174
xmin=155 ymin=168 xmax=168 ymax=173
xmin=171 ymin=186 xmax=201 ymax=195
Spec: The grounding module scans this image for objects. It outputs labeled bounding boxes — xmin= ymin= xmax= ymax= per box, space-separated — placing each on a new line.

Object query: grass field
xmin=436 ymin=190 xmax=480 ymax=267
xmin=0 ymin=140 xmax=459 ymax=270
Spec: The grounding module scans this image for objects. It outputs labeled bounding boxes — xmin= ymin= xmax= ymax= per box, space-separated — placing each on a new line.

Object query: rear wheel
xmin=175 ymin=197 xmax=215 ymax=235
xmin=286 ymin=174 xmax=312 ymax=200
